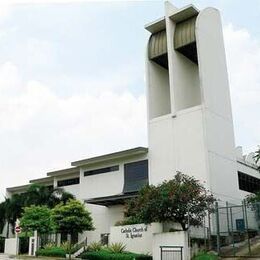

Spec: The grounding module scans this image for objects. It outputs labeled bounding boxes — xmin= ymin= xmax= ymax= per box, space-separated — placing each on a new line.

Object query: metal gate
xmin=160 ymin=246 xmax=183 ymax=260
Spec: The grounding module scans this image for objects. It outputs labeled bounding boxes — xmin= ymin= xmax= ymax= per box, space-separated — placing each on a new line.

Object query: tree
xmin=0 ymin=202 xmax=6 ymax=234
xmin=24 ymin=184 xmax=75 ymax=208
xmin=20 ymin=205 xmax=55 ymax=235
xmin=52 ymin=199 xmax=94 ymax=258
xmin=246 ymin=192 xmax=260 ymax=205
xmin=124 ymin=172 xmax=215 ymax=231
xmin=1 ymin=184 xmax=75 ymax=237
xmin=52 ymin=199 xmax=94 ymax=234
xmin=254 ymin=147 xmax=260 ymax=171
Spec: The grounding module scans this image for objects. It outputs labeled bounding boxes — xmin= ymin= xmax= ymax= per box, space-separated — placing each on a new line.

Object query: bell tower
xmin=146 ymin=2 xmax=239 ymax=201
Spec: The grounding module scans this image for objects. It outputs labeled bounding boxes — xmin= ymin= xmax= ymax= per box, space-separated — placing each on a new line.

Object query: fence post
xmin=215 ymin=202 xmax=220 ymax=255
xmin=243 ymin=200 xmax=251 ymax=255
xmin=230 ymin=206 xmax=235 ymax=256
xmin=208 ymin=209 xmax=212 ymax=250
xmin=226 ymin=202 xmax=230 ymax=235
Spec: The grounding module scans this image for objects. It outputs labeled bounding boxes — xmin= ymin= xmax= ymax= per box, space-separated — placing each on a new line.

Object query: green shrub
xmin=87 ymin=241 xmax=103 ymax=252
xmin=60 ymin=241 xmax=71 ymax=253
xmin=114 ymin=217 xmax=141 ymax=226
xmin=43 ymin=242 xmax=56 ymax=250
xmin=135 ymin=255 xmax=152 ymax=260
xmin=107 ymin=242 xmax=126 ymax=253
xmin=70 ymin=243 xmax=83 ymax=254
xmin=36 ymin=247 xmax=66 ymax=258
xmin=81 ymin=250 xmax=152 ymax=260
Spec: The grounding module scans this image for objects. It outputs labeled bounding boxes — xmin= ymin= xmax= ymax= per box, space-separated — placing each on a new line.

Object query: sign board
xmin=15 ymin=226 xmax=21 ymax=233
xmin=121 ymin=226 xmax=148 ymax=239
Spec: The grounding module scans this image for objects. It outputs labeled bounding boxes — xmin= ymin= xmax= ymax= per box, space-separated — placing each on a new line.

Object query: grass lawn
xmin=193 ymin=252 xmax=219 ymax=260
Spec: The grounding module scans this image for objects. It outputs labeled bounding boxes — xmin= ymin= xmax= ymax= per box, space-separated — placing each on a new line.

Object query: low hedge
xmin=36 ymin=247 xmax=66 ymax=258
xmin=81 ymin=250 xmax=152 ymax=260
xmin=193 ymin=251 xmax=218 ymax=260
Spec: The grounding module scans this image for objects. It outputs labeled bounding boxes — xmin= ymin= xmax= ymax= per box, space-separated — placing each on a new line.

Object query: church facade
xmin=5 ymin=2 xmax=260 ymax=245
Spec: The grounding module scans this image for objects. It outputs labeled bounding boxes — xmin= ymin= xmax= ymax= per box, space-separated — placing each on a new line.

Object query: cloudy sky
xmin=0 ymin=0 xmax=259 ymax=200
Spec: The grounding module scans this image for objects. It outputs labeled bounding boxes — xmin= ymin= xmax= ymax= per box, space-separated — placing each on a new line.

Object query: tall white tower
xmin=146 ymin=2 xmax=239 ymax=201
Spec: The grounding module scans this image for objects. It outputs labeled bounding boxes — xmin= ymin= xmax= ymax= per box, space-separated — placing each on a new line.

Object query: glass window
xmin=123 ymin=160 xmax=148 ymax=193
xmin=57 ymin=177 xmax=80 ymax=187
xmin=238 ymin=171 xmax=260 ymax=193
xmin=84 ymin=165 xmax=119 ymax=176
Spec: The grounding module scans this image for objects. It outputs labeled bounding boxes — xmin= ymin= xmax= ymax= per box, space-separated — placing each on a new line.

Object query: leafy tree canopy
xmin=52 ymin=199 xmax=94 ymax=235
xmin=124 ymin=172 xmax=215 ymax=231
xmin=246 ymin=191 xmax=260 ymax=204
xmin=20 ymin=205 xmax=55 ymax=234
xmin=254 ymin=147 xmax=260 ymax=171
xmin=1 ymin=184 xmax=74 ymax=236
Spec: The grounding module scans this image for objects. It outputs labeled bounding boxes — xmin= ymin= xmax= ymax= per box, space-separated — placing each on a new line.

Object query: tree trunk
xmin=180 ymin=221 xmax=188 ymax=231
xmin=6 ymin=222 xmax=9 ymax=238
xmin=68 ymin=234 xmax=71 ymax=260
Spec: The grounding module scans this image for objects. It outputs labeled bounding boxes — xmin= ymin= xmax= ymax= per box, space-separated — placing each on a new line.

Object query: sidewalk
xmin=0 ymin=254 xmax=14 ymax=259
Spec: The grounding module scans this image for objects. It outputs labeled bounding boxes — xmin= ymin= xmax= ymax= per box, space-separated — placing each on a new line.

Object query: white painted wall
xmin=110 ymin=223 xmax=163 ymax=254
xmin=4 ymin=238 xmax=18 ymax=255
xmin=196 ymin=8 xmax=238 ymax=202
xmin=148 ymin=114 xmax=175 ymax=185
xmin=79 ymin=204 xmax=125 ymax=244
xmin=147 ymin=61 xmax=171 ymax=119
xmin=153 ymin=231 xmax=188 ymax=260
xmin=147 ymin=4 xmax=240 ymax=205
xmin=171 ymin=50 xmax=201 ymax=112
xmin=79 ymin=154 xmax=147 ymax=200
xmin=63 ymin=184 xmax=80 ymax=198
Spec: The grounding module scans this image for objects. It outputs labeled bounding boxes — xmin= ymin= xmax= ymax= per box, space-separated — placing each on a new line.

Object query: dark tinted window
xmin=84 ymin=165 xmax=119 ymax=176
xmin=238 ymin=172 xmax=260 ymax=193
xmin=123 ymin=160 xmax=148 ymax=193
xmin=57 ymin=178 xmax=80 ymax=187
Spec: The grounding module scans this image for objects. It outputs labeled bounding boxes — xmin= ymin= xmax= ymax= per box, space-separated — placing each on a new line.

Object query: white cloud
xmin=0 ymin=0 xmax=86 ymax=5
xmin=0 ymin=0 xmax=133 ymax=5
xmin=0 ymin=19 xmax=260 ymax=201
xmin=0 ymin=61 xmax=147 ymax=200
xmin=224 ymin=24 xmax=260 ymax=153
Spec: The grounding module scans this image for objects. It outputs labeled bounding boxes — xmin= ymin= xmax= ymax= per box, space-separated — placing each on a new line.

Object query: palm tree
xmin=255 ymin=147 xmax=260 ymax=171
xmin=0 ymin=202 xmax=6 ymax=235
xmin=2 ymin=184 xmax=74 ymax=237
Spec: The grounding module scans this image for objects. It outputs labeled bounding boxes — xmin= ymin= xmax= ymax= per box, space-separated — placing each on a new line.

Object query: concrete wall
xmin=147 ymin=3 xmax=241 ymax=205
xmin=110 ymin=223 xmax=163 ymax=254
xmin=147 ymin=61 xmax=171 ymax=119
xmin=153 ymin=231 xmax=189 ymax=260
xmin=196 ymin=7 xmax=238 ymax=202
xmin=169 ymin=43 xmax=201 ymax=112
xmin=4 ymin=238 xmax=18 ymax=255
xmin=81 ymin=204 xmax=125 ymax=244
xmin=79 ymin=154 xmax=148 ymax=200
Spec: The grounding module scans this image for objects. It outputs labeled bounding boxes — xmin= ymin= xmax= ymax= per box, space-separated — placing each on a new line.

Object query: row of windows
xmin=57 ymin=177 xmax=80 ymax=187
xmin=238 ymin=171 xmax=260 ymax=193
xmin=56 ymin=160 xmax=148 ymax=192
xmin=84 ymin=160 xmax=149 ymax=193
xmin=84 ymin=165 xmax=119 ymax=176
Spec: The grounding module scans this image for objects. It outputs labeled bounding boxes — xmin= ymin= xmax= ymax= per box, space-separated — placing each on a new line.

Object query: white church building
xmin=5 ymin=2 xmax=260 ymax=246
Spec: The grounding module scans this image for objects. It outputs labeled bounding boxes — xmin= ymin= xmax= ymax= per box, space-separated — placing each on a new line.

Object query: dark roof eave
xmin=71 ymin=147 xmax=148 ymax=167
xmin=84 ymin=192 xmax=138 ymax=207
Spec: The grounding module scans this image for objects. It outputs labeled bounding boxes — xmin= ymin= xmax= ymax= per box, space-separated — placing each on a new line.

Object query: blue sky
xmin=0 ymin=0 xmax=259 ymax=200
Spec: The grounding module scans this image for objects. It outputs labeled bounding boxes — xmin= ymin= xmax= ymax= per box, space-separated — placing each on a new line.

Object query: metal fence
xmin=160 ymin=246 xmax=183 ymax=260
xmin=214 ymin=201 xmax=260 ymax=257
